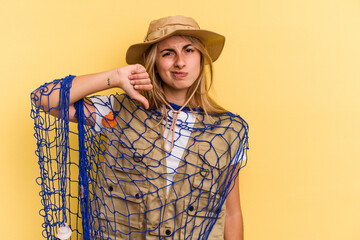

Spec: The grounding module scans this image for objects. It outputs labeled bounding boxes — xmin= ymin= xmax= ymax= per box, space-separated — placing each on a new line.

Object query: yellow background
xmin=1 ymin=0 xmax=359 ymax=239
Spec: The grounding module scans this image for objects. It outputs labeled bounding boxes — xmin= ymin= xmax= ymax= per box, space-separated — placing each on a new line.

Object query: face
xmin=155 ymin=35 xmax=201 ymax=98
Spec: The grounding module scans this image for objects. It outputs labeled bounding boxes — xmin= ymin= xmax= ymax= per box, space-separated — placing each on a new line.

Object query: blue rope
xmin=31 ymin=76 xmax=249 ymax=240
xmin=58 ymin=75 xmax=73 ymax=225
xmin=75 ymin=99 xmax=91 ymax=240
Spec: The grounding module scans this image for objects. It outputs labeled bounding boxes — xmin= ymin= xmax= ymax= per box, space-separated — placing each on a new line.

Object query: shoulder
xmin=211 ymin=111 xmax=249 ymax=133
xmin=113 ymin=93 xmax=143 ymax=109
xmin=90 ymin=93 xmax=144 ymax=116
xmin=112 ymin=93 xmax=153 ymax=123
xmin=207 ymin=111 xmax=249 ymax=146
xmin=110 ymin=93 xmax=142 ymax=114
xmin=112 ymin=93 xmax=129 ymax=104
xmin=227 ymin=112 xmax=249 ymax=134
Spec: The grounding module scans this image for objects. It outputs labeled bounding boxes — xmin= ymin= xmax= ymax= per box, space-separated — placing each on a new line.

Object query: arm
xmin=31 ymin=64 xmax=152 ymax=123
xmin=224 ymin=166 xmax=244 ymax=240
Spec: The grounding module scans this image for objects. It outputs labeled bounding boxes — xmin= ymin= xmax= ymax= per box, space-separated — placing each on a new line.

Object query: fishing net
xmin=30 ymin=75 xmax=249 ymax=240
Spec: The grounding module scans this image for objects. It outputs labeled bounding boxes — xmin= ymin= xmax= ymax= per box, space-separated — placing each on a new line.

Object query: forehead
xmin=157 ymin=35 xmax=192 ymax=50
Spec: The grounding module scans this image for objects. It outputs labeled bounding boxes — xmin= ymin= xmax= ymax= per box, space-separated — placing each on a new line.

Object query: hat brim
xmin=126 ymin=29 xmax=225 ymax=65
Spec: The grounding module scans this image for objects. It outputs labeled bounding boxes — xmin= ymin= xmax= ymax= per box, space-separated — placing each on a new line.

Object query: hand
xmin=116 ymin=64 xmax=153 ymax=109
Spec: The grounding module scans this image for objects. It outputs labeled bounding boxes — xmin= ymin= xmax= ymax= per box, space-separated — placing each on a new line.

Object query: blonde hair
xmin=140 ymin=35 xmax=227 ymax=115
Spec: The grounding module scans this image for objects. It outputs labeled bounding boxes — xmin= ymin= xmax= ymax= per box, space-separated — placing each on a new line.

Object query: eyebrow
xmin=159 ymin=44 xmax=193 ymax=53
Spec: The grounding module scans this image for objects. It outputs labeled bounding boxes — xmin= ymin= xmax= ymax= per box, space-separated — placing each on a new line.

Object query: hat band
xmin=145 ymin=24 xmax=199 ymax=42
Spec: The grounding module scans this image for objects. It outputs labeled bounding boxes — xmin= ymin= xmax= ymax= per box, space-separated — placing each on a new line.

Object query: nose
xmin=174 ymin=54 xmax=185 ymax=69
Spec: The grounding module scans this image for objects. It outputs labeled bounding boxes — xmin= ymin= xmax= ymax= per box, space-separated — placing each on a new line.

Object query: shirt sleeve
xmin=89 ymin=95 xmax=115 ymax=133
xmin=230 ymin=143 xmax=247 ymax=165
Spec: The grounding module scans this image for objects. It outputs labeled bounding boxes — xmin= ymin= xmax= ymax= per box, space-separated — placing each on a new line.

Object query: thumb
xmin=131 ymin=92 xmax=150 ymax=109
xmin=134 ymin=63 xmax=146 ymax=73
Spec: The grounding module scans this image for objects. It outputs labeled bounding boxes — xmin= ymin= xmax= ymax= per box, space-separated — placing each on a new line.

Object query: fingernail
xmin=129 ymin=75 xmax=134 ymax=80
xmin=134 ymin=85 xmax=138 ymax=89
xmin=130 ymin=80 xmax=134 ymax=84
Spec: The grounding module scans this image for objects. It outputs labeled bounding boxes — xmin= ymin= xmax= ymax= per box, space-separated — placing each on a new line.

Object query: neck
xmin=163 ymin=88 xmax=188 ymax=106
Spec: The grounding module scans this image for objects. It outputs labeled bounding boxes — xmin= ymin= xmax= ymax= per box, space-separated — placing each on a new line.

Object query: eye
xmin=185 ymin=48 xmax=194 ymax=53
xmin=162 ymin=52 xmax=173 ymax=57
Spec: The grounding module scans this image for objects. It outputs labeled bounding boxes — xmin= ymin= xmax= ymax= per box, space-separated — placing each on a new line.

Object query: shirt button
xmin=108 ymin=186 xmax=113 ymax=192
xmin=133 ymin=152 xmax=143 ymax=162
xmin=188 ymin=205 xmax=194 ymax=211
xmin=200 ymin=169 xmax=209 ymax=177
xmin=165 ymin=229 xmax=171 ymax=235
xmin=216 ymin=208 xmax=221 ymax=214
xmin=135 ymin=193 xmax=141 ymax=199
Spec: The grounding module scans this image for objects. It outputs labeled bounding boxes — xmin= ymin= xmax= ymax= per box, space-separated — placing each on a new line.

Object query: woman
xmin=32 ymin=15 xmax=248 ymax=240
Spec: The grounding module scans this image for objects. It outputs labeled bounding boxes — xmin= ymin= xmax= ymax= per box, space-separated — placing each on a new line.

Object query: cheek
xmin=192 ymin=56 xmax=202 ymax=77
xmin=155 ymin=59 xmax=169 ymax=74
xmin=155 ymin=63 xmax=168 ymax=82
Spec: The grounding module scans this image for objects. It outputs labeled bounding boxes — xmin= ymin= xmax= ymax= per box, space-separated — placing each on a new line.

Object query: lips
xmin=171 ymin=71 xmax=188 ymax=78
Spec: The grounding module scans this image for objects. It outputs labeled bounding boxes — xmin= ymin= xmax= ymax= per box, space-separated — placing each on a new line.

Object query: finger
xmin=131 ymin=64 xmax=146 ymax=74
xmin=133 ymin=84 xmax=153 ymax=91
xmin=129 ymin=73 xmax=149 ymax=80
xmin=130 ymin=79 xmax=151 ymax=86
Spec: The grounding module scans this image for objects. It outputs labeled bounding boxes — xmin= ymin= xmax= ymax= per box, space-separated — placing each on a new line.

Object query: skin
xmin=155 ymin=36 xmax=201 ymax=106
xmin=225 ymin=165 xmax=244 ymax=240
xmin=33 ymin=64 xmax=152 ymax=123
xmin=33 ymin=35 xmax=243 ymax=240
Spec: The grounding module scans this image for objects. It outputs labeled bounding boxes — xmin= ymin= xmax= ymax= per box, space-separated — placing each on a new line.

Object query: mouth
xmin=171 ymin=71 xmax=188 ymax=78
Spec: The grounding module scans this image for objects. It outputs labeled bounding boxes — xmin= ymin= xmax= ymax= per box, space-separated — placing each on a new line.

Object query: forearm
xmin=224 ymin=210 xmax=244 ymax=240
xmin=70 ymin=69 xmax=121 ymax=104
xmin=31 ymin=64 xmax=152 ymax=122
xmin=32 ymin=69 xmax=119 ymax=112
xmin=224 ymin=167 xmax=244 ymax=240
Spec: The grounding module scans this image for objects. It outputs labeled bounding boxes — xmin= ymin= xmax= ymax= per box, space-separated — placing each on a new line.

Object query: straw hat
xmin=126 ymin=15 xmax=225 ymax=64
